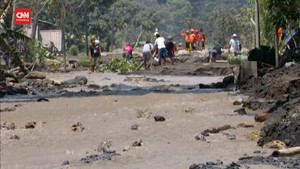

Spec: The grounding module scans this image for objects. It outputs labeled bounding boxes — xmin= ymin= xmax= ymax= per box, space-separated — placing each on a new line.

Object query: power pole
xmin=255 ymin=0 xmax=260 ymax=48
xmin=84 ymin=1 xmax=88 ymax=56
xmin=11 ymin=0 xmax=16 ymax=30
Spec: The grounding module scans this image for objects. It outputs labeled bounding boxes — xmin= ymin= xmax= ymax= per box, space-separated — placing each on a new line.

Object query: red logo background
xmin=15 ymin=8 xmax=31 ymax=25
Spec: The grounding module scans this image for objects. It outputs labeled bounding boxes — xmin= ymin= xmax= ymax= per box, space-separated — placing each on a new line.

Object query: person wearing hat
xmin=180 ymin=30 xmax=192 ymax=51
xmin=228 ymin=34 xmax=241 ymax=56
xmin=165 ymin=35 xmax=175 ymax=65
xmin=154 ymin=32 xmax=167 ymax=66
xmin=142 ymin=40 xmax=154 ymax=69
xmin=89 ymin=38 xmax=101 ymax=72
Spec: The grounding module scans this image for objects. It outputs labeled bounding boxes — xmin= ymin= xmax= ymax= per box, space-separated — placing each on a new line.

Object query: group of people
xmin=180 ymin=28 xmax=206 ymax=51
xmin=142 ymin=32 xmax=176 ymax=69
xmin=88 ymin=31 xmax=242 ymax=72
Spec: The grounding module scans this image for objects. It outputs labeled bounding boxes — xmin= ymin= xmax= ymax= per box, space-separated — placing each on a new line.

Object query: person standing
xmin=199 ymin=29 xmax=206 ymax=50
xmin=195 ymin=29 xmax=201 ymax=50
xmin=228 ymin=34 xmax=241 ymax=56
xmin=123 ymin=42 xmax=133 ymax=61
xmin=89 ymin=38 xmax=101 ymax=72
xmin=142 ymin=40 xmax=154 ymax=69
xmin=154 ymin=32 xmax=167 ymax=65
xmin=180 ymin=30 xmax=191 ymax=51
xmin=190 ymin=29 xmax=196 ymax=50
xmin=165 ymin=36 xmax=175 ymax=65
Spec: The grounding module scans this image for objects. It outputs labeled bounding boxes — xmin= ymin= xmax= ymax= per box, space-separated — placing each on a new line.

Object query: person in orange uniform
xmin=190 ymin=29 xmax=196 ymax=50
xmin=180 ymin=30 xmax=191 ymax=51
xmin=278 ymin=27 xmax=284 ymax=41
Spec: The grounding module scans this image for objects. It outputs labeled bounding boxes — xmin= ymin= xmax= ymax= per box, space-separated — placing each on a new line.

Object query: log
xmin=272 ymin=146 xmax=300 ymax=157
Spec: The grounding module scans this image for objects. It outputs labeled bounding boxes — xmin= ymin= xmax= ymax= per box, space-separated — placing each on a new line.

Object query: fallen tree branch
xmin=272 ymin=146 xmax=300 ymax=157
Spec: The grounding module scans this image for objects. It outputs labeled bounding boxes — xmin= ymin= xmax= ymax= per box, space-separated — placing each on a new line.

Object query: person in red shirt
xmin=199 ymin=29 xmax=206 ymax=50
xmin=190 ymin=29 xmax=196 ymax=50
xmin=195 ymin=29 xmax=201 ymax=50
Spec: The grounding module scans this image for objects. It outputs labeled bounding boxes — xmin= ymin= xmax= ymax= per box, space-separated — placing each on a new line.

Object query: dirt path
xmin=0 ymin=92 xmax=275 ymax=169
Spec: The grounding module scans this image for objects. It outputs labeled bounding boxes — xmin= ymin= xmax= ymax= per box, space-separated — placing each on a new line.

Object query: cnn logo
xmin=15 ymin=8 xmax=31 ymax=25
xmin=16 ymin=12 xmax=30 ymax=19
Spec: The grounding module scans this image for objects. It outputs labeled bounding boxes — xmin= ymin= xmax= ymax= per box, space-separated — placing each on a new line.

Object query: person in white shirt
xmin=228 ymin=34 xmax=241 ymax=56
xmin=142 ymin=40 xmax=154 ymax=69
xmin=154 ymin=32 xmax=167 ymax=65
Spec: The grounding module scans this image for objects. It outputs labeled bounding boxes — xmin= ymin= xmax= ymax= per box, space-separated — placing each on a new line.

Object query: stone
xmin=131 ymin=124 xmax=139 ymax=130
xmin=254 ymin=112 xmax=270 ymax=122
xmin=154 ymin=115 xmax=166 ymax=122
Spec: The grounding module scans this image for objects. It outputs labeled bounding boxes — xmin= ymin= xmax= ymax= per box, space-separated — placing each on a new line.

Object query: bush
xmin=69 ymin=45 xmax=79 ymax=56
xmin=78 ymin=54 xmax=90 ymax=67
xmin=99 ymin=58 xmax=139 ymax=73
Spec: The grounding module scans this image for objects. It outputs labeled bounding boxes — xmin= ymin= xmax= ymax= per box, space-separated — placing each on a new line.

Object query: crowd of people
xmin=180 ymin=28 xmax=206 ymax=51
xmin=88 ymin=29 xmax=242 ymax=72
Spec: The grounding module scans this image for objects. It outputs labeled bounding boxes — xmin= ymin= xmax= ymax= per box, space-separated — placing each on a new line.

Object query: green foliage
xmin=78 ymin=54 xmax=91 ymax=68
xmin=69 ymin=45 xmax=79 ymax=56
xmin=99 ymin=58 xmax=139 ymax=73
xmin=227 ymin=54 xmax=248 ymax=65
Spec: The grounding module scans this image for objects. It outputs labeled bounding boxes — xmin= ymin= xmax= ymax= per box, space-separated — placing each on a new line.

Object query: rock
xmin=25 ymin=71 xmax=46 ymax=79
xmin=123 ymin=146 xmax=131 ymax=152
xmin=131 ymin=124 xmax=139 ymax=130
xmin=154 ymin=115 xmax=165 ymax=122
xmin=25 ymin=121 xmax=37 ymax=129
xmin=254 ymin=112 xmax=270 ymax=122
xmin=88 ymin=84 xmax=100 ymax=89
xmin=75 ymin=76 xmax=88 ymax=84
xmin=97 ymin=141 xmax=112 ymax=152
xmin=62 ymin=160 xmax=69 ymax=165
xmin=6 ymin=86 xmax=28 ymax=95
xmin=42 ymin=78 xmax=54 ymax=85
xmin=233 ymin=100 xmax=243 ymax=105
xmin=14 ymin=81 xmax=29 ymax=88
xmin=64 ymin=76 xmax=88 ymax=85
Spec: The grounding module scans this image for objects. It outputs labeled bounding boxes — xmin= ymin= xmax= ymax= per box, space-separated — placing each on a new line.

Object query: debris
xmin=25 ymin=121 xmax=37 ymax=129
xmin=80 ymin=150 xmax=120 ymax=163
xmin=265 ymin=140 xmax=287 ymax=149
xmin=237 ymin=123 xmax=254 ymax=128
xmin=132 ymin=139 xmax=143 ymax=147
xmin=272 ymin=146 xmax=300 ymax=157
xmin=123 ymin=145 xmax=131 ymax=152
xmin=71 ymin=122 xmax=85 ymax=132
xmin=97 ymin=141 xmax=112 ymax=152
xmin=234 ymin=107 xmax=247 ymax=115
xmin=9 ymin=135 xmax=20 ymax=140
xmin=62 ymin=160 xmax=70 ymax=165
xmin=202 ymin=125 xmax=233 ymax=134
xmin=233 ymin=100 xmax=243 ymax=105
xmin=136 ymin=109 xmax=152 ymax=119
xmin=37 ymin=98 xmax=49 ymax=102
xmin=1 ymin=122 xmax=16 ymax=130
xmin=0 ymin=107 xmax=16 ymax=112
xmin=131 ymin=124 xmax=139 ymax=130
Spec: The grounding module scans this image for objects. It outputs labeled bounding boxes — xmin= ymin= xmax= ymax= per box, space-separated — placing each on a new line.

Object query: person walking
xmin=142 ymin=40 xmax=154 ymax=69
xmin=89 ymin=38 xmax=101 ymax=72
xmin=154 ymin=32 xmax=167 ymax=65
xmin=228 ymin=34 xmax=241 ymax=56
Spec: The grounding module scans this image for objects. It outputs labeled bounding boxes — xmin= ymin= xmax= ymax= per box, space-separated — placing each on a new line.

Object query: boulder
xmin=64 ymin=76 xmax=88 ymax=85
